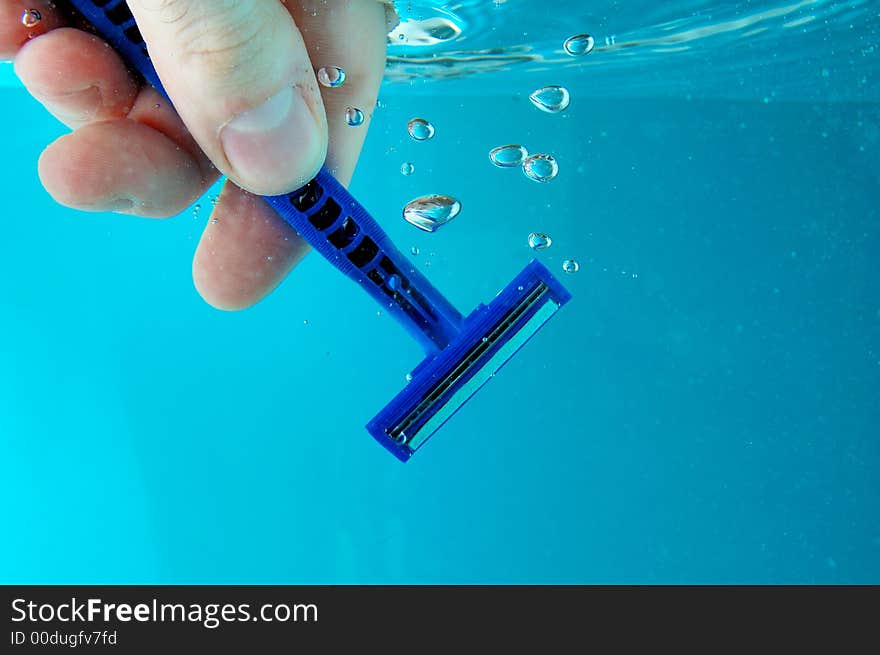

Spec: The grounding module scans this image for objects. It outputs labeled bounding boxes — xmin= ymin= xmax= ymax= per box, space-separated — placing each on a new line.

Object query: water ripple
xmin=385 ymin=0 xmax=879 ymax=101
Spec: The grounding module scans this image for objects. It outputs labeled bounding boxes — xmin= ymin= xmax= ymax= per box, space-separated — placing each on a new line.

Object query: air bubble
xmin=410 ymin=246 xmax=420 ymax=256
xmin=563 ymin=33 xmax=595 ymax=56
xmin=562 ymin=259 xmax=580 ymax=274
xmin=523 ymin=154 xmax=559 ymax=182
xmin=407 ymin=118 xmax=435 ymax=141
xmin=528 ymin=232 xmax=552 ymax=251
xmin=489 ymin=144 xmax=528 ymax=168
xmin=21 ymin=9 xmax=41 ymax=28
xmin=401 ymin=162 xmax=415 ymax=176
xmin=317 ymin=66 xmax=346 ymax=88
xmin=529 ymin=85 xmax=570 ymax=113
xmin=345 ymin=107 xmax=365 ymax=126
xmin=403 ymin=195 xmax=461 ymax=232
xmin=388 ymin=14 xmax=462 ymax=47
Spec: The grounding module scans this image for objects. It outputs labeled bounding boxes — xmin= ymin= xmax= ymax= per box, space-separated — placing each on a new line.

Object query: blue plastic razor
xmin=64 ymin=0 xmax=572 ymax=461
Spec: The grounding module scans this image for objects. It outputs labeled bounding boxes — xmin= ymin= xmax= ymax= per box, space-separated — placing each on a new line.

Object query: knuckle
xmin=167 ymin=2 xmax=274 ymax=79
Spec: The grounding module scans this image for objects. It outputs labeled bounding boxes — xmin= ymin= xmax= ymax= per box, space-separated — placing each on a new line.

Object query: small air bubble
xmin=21 ymin=9 xmax=41 ymax=28
xmin=529 ymin=86 xmax=570 ymax=113
xmin=564 ymin=33 xmax=595 ymax=56
xmin=528 ymin=232 xmax=552 ymax=251
xmin=345 ymin=106 xmax=365 ymax=126
xmin=317 ymin=66 xmax=346 ymax=88
xmin=407 ymin=118 xmax=435 ymax=141
xmin=403 ymin=195 xmax=461 ymax=232
xmin=523 ymin=154 xmax=559 ymax=182
xmin=489 ymin=144 xmax=528 ymax=168
xmin=400 ymin=162 xmax=415 ymax=176
xmin=410 ymin=246 xmax=420 ymax=256
xmin=562 ymin=259 xmax=580 ymax=274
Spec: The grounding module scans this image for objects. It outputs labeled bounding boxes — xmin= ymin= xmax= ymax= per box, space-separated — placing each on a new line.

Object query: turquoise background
xmin=1 ymin=2 xmax=879 ymax=583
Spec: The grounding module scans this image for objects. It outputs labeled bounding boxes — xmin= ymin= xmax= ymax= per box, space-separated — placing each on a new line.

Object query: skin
xmin=2 ymin=0 xmax=392 ymax=309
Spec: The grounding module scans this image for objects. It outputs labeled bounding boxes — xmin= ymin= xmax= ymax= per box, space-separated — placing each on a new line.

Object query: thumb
xmin=128 ymin=0 xmax=328 ymax=196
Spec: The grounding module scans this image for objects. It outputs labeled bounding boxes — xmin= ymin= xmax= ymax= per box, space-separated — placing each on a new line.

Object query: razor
xmin=63 ymin=0 xmax=572 ymax=461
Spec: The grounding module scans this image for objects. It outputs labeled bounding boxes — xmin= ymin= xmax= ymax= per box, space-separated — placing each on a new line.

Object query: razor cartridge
xmin=368 ymin=260 xmax=571 ymax=461
xmin=64 ymin=0 xmax=573 ymax=461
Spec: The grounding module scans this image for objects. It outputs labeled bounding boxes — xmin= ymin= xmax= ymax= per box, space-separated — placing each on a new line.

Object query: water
xmin=0 ymin=0 xmax=878 ymax=584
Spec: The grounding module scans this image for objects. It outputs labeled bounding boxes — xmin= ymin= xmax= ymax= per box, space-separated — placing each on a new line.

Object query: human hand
xmin=2 ymin=0 xmax=393 ymax=309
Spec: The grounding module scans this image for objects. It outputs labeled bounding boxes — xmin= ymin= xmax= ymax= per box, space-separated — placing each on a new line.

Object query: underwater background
xmin=1 ymin=0 xmax=878 ymax=582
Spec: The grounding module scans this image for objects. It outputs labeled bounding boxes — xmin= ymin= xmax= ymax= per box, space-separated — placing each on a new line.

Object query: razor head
xmin=367 ymin=259 xmax=572 ymax=462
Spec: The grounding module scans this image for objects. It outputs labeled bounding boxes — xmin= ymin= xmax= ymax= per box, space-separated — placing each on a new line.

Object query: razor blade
xmin=368 ymin=260 xmax=571 ymax=461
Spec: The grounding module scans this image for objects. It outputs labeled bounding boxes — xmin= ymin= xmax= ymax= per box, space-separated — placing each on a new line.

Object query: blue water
xmin=1 ymin=1 xmax=878 ymax=583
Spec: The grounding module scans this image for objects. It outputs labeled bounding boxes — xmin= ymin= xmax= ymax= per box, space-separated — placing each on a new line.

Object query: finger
xmin=0 ymin=0 xmax=65 ymax=60
xmin=192 ymin=181 xmax=309 ymax=310
xmin=14 ymin=27 xmax=139 ymax=128
xmin=191 ymin=0 xmax=390 ymax=310
xmin=16 ymin=24 xmax=219 ymax=216
xmin=38 ymin=117 xmax=208 ymax=217
xmin=289 ymin=0 xmax=389 ymax=185
xmin=127 ymin=0 xmax=328 ymax=196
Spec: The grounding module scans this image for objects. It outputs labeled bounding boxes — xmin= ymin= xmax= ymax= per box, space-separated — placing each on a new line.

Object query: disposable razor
xmin=63 ymin=0 xmax=572 ymax=461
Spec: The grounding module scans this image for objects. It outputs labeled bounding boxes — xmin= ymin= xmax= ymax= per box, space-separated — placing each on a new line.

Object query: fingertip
xmin=15 ymin=28 xmax=138 ymax=128
xmin=37 ymin=133 xmax=99 ymax=210
xmin=191 ymin=268 xmax=250 ymax=311
xmin=38 ymin=120 xmax=207 ymax=217
xmin=192 ymin=183 xmax=310 ymax=310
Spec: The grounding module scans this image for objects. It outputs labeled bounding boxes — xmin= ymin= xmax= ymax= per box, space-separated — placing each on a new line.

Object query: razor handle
xmin=65 ymin=0 xmax=464 ymax=354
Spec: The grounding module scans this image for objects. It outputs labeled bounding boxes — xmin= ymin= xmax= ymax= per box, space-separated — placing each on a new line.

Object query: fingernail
xmin=220 ymin=86 xmax=324 ymax=195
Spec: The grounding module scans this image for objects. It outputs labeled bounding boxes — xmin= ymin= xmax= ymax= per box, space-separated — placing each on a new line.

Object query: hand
xmin=2 ymin=0 xmax=393 ymax=309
